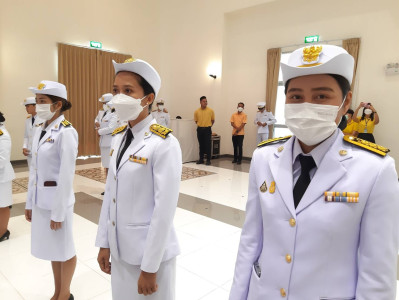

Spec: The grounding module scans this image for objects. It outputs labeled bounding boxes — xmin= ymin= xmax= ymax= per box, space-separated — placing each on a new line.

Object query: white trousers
xmin=256 ymin=133 xmax=269 ymax=145
xmin=111 ymin=256 xmax=176 ymax=300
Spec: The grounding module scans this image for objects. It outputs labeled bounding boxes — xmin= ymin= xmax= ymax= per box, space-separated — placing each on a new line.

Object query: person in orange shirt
xmin=230 ymin=102 xmax=247 ymax=164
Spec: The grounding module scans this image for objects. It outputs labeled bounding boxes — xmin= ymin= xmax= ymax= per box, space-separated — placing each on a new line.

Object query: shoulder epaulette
xmin=0 ymin=130 xmax=3 ymax=136
xmin=26 ymin=115 xmax=31 ymax=119
xmin=112 ymin=125 xmax=128 ymax=136
xmin=61 ymin=119 xmax=72 ymax=127
xmin=343 ymin=135 xmax=389 ymax=157
xmin=150 ymin=124 xmax=172 ymax=139
xmin=257 ymin=135 xmax=292 ymax=148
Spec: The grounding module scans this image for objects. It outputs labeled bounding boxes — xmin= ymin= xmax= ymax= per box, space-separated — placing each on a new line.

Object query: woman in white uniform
xmin=25 ymin=80 xmax=78 ymax=300
xmin=96 ymin=58 xmax=182 ymax=300
xmin=0 ymin=112 xmax=15 ymax=242
xmin=95 ymin=93 xmax=119 ymax=177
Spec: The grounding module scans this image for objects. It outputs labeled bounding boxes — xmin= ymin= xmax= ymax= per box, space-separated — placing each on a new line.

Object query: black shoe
xmin=237 ymin=161 xmax=242 ymax=165
xmin=232 ymin=160 xmax=237 ymax=163
xmin=101 ymin=192 xmax=105 ymax=195
xmin=206 ymin=160 xmax=211 ymax=165
xmin=69 ymin=294 xmax=74 ymax=300
xmin=196 ymin=160 xmax=204 ymax=164
xmin=0 ymin=230 xmax=10 ymax=242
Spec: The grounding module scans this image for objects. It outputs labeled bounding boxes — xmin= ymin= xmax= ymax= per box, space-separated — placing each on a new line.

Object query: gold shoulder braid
xmin=258 ymin=136 xmax=292 ymax=148
xmin=61 ymin=119 xmax=72 ymax=127
xmin=26 ymin=115 xmax=31 ymax=119
xmin=0 ymin=129 xmax=3 ymax=136
xmin=112 ymin=125 xmax=128 ymax=136
xmin=150 ymin=124 xmax=173 ymax=139
xmin=343 ymin=135 xmax=389 ymax=157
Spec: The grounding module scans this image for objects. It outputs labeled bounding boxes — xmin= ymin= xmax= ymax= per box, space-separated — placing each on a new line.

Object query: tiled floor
xmin=2 ymin=157 xmax=399 ymax=299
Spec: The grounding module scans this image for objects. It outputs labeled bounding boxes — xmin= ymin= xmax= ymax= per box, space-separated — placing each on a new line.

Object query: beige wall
xmin=0 ymin=0 xmax=160 ymax=160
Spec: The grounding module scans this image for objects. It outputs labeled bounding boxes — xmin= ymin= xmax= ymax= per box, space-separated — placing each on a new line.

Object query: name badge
xmin=129 ymin=155 xmax=148 ymax=165
xmin=325 ymin=191 xmax=359 ymax=203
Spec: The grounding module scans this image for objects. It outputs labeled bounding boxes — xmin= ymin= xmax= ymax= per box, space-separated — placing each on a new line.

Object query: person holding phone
xmin=353 ymin=102 xmax=379 ymax=143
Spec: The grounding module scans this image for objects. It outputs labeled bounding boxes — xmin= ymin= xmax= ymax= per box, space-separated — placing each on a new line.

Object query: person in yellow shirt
xmin=194 ymin=96 xmax=215 ymax=165
xmin=342 ymin=109 xmax=358 ymax=137
xmin=230 ymin=102 xmax=247 ymax=164
xmin=353 ymin=102 xmax=379 ymax=143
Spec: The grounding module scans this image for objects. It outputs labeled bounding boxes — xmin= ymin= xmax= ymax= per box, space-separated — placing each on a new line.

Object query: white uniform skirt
xmin=111 ymin=256 xmax=176 ymax=300
xmin=0 ymin=181 xmax=13 ymax=207
xmin=100 ymin=147 xmax=111 ymax=168
xmin=31 ymin=204 xmax=75 ymax=262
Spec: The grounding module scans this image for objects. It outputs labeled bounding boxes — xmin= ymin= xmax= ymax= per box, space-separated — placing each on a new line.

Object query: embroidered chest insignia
xmin=112 ymin=125 xmax=128 ymax=136
xmin=150 ymin=124 xmax=172 ymax=139
xmin=260 ymin=181 xmax=267 ymax=193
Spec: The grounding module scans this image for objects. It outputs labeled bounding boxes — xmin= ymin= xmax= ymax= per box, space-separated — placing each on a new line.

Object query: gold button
xmin=339 ymin=150 xmax=347 ymax=156
xmin=289 ymin=218 xmax=296 ymax=227
xmin=112 ymin=221 xmax=115 ymax=226
xmin=280 ymin=288 xmax=286 ymax=297
xmin=285 ymin=254 xmax=292 ymax=263
xmin=113 ymin=198 xmax=116 ymax=203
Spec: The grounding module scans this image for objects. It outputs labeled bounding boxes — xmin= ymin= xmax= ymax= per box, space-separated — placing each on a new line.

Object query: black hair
xmin=47 ymin=95 xmax=72 ymax=112
xmin=0 ymin=112 xmax=5 ymax=123
xmin=200 ymin=96 xmax=207 ymax=101
xmin=360 ymin=103 xmax=374 ymax=121
xmin=135 ymin=74 xmax=155 ymax=113
xmin=284 ymin=74 xmax=351 ymax=100
xmin=346 ymin=109 xmax=354 ymax=116
xmin=238 ymin=102 xmax=245 ymax=107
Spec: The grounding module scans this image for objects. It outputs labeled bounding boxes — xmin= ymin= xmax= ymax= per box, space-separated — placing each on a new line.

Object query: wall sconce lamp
xmin=209 ymin=74 xmax=217 ymax=79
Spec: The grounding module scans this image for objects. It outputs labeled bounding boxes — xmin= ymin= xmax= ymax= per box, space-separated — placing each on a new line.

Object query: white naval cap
xmin=22 ymin=96 xmax=36 ymax=106
xmin=257 ymin=102 xmax=266 ymax=107
xmin=113 ymin=58 xmax=161 ymax=97
xmin=29 ymin=80 xmax=68 ymax=100
xmin=281 ymin=45 xmax=354 ymax=85
xmin=99 ymin=93 xmax=113 ymax=103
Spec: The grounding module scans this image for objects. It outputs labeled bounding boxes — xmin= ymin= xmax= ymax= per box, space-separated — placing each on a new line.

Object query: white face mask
xmin=284 ymin=100 xmax=345 ymax=146
xmin=364 ymin=108 xmax=372 ymax=115
xmin=111 ymin=94 xmax=147 ymax=121
xmin=158 ymin=105 xmax=164 ymax=110
xmin=36 ymin=103 xmax=57 ymax=121
xmin=238 ymin=107 xmax=244 ymax=112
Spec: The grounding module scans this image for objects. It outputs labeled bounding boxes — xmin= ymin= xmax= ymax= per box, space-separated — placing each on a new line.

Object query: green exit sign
xmin=304 ymin=35 xmax=320 ymax=43
xmin=90 ymin=41 xmax=102 ymax=49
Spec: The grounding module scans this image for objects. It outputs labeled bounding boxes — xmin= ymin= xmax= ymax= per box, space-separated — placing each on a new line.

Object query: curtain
xmin=58 ymin=43 xmax=131 ymax=156
xmin=265 ymin=47 xmax=281 ymax=138
xmin=342 ymin=38 xmax=361 ymax=92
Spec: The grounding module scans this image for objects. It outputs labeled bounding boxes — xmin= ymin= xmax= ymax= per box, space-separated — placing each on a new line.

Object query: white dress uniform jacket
xmin=96 ymin=115 xmax=182 ymax=273
xmin=23 ymin=115 xmax=43 ymax=166
xmin=98 ymin=110 xmax=119 ymax=148
xmin=254 ymin=110 xmax=276 ymax=134
xmin=0 ymin=125 xmax=15 ymax=184
xmin=152 ymin=110 xmax=170 ymax=127
xmin=229 ymin=130 xmax=399 ymax=300
xmin=26 ymin=115 xmax=78 ymax=222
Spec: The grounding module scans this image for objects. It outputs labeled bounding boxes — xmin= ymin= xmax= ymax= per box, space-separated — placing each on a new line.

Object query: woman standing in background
xmin=0 ymin=111 xmax=15 ymax=242
xmin=25 ymin=81 xmax=78 ymax=300
xmin=353 ymin=102 xmax=379 ymax=142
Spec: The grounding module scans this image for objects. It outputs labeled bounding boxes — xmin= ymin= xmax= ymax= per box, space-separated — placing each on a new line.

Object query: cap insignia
xmin=301 ymin=46 xmax=323 ymax=67
xmin=37 ymin=83 xmax=46 ymax=90
xmin=124 ymin=58 xmax=136 ymax=63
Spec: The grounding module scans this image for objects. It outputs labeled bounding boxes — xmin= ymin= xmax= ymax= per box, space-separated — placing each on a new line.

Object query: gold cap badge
xmin=37 ymin=83 xmax=46 ymax=90
xmin=124 ymin=58 xmax=136 ymax=63
xmin=300 ymin=46 xmax=323 ymax=67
